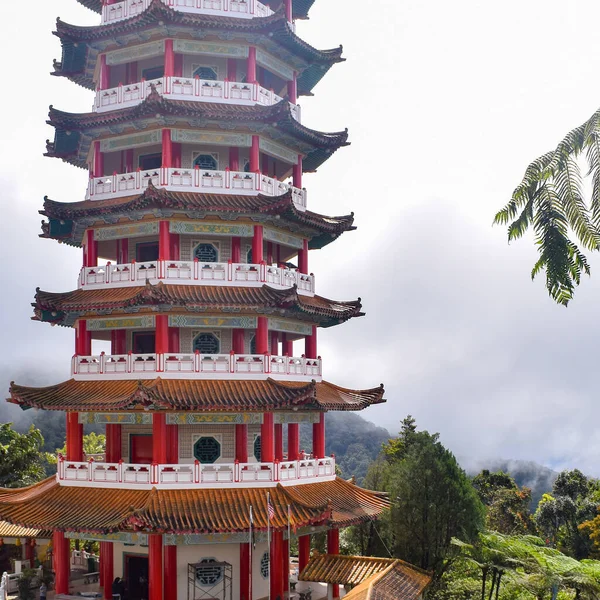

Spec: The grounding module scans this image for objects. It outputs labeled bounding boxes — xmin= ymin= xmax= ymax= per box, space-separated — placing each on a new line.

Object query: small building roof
xmin=0 ymin=521 xmax=51 ymax=539
xmin=300 ymin=554 xmax=432 ymax=600
xmin=0 ymin=477 xmax=389 ymax=534
xmin=32 ymin=282 xmax=363 ymax=328
xmin=40 ymin=187 xmax=356 ymax=250
xmin=8 ymin=379 xmax=386 ymax=413
xmin=46 ymin=93 xmax=348 ymax=173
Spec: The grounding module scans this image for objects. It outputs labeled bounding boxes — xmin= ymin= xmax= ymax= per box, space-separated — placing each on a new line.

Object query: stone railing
xmin=57 ymin=456 xmax=336 ymax=489
xmin=102 ymin=0 xmax=276 ymax=24
xmin=86 ymin=168 xmax=307 ymax=210
xmin=72 ymin=352 xmax=323 ymax=381
xmin=94 ymin=77 xmax=301 ymax=122
xmin=79 ymin=261 xmax=315 ymax=294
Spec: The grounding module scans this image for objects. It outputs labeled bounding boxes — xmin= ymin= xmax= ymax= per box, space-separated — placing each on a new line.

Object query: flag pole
xmin=287 ymin=504 xmax=291 ymax=600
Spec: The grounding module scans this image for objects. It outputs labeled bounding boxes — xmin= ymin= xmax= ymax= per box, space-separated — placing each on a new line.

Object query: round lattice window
xmin=253 ymin=435 xmax=262 ymax=461
xmin=193 ymin=66 xmax=218 ymax=81
xmin=194 ymin=437 xmax=221 ymax=464
xmin=194 ymin=333 xmax=220 ymax=355
xmin=194 ymin=154 xmax=218 ymax=170
xmin=194 ymin=243 xmax=219 ymax=263
xmin=260 ymin=552 xmax=270 ymax=579
xmin=196 ymin=558 xmax=223 ymax=586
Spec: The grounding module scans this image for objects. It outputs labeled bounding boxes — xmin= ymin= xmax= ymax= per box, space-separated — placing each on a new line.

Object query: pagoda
xmin=0 ymin=1 xmax=390 ymax=599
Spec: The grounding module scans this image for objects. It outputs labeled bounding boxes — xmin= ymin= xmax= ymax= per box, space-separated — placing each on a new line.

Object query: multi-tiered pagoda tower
xmin=0 ymin=1 xmax=389 ymax=599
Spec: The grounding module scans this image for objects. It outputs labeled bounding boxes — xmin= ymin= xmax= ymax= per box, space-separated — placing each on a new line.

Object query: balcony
xmin=94 ymin=77 xmax=301 ymax=121
xmin=79 ymin=261 xmax=315 ymax=294
xmin=72 ymin=352 xmax=323 ymax=381
xmin=86 ymin=168 xmax=307 ymax=209
xmin=102 ymin=0 xmax=278 ymax=24
xmin=57 ymin=455 xmax=336 ymax=489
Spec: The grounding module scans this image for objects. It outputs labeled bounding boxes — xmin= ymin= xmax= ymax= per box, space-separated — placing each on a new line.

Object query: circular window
xmin=194 ymin=243 xmax=219 ymax=263
xmin=194 ymin=437 xmax=221 ymax=464
xmin=194 ymin=154 xmax=218 ymax=170
xmin=194 ymin=333 xmax=220 ymax=355
xmin=260 ymin=552 xmax=270 ymax=579
xmin=196 ymin=558 xmax=223 ymax=586
xmin=253 ymin=435 xmax=262 ymax=461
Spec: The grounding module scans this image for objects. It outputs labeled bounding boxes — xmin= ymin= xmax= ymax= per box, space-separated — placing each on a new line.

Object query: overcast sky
xmin=3 ymin=0 xmax=600 ymax=474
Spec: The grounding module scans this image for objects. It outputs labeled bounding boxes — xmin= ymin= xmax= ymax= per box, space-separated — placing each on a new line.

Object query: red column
xmin=53 ymin=531 xmax=70 ymax=595
xmin=125 ymin=62 xmax=138 ymax=85
xmin=235 ymin=424 xmax=248 ymax=463
xmin=282 ymin=537 xmax=289 ymax=597
xmin=274 ymin=424 xmax=283 ymax=462
xmin=240 ymin=543 xmax=250 ymax=600
xmin=284 ymin=0 xmax=293 ymax=21
xmin=117 ymin=238 xmax=129 ymax=263
xmin=164 ymin=39 xmax=175 ymax=78
xmin=305 ymin=326 xmax=317 ymax=359
xmin=156 ymin=315 xmax=169 ymax=354
xmin=99 ymin=54 xmax=110 ymax=90
xmin=174 ymin=54 xmax=183 ymax=77
xmin=153 ymin=413 xmax=167 ymax=464
xmin=159 ymin=221 xmax=171 ymax=261
xmin=227 ymin=58 xmax=237 ymax=82
xmin=66 ymin=413 xmax=83 ymax=462
xmin=168 ymin=327 xmax=180 ymax=354
xmin=106 ymin=425 xmax=122 ymax=463
xmin=287 ymin=71 xmax=297 ymax=103
xmin=229 ymin=147 xmax=240 ymax=171
xmin=256 ymin=317 xmax=268 ymax=355
xmin=298 ymin=239 xmax=309 ymax=274
xmin=313 ymin=413 xmax=325 ymax=459
xmin=327 ymin=529 xmax=340 ymax=598
xmin=164 ymin=545 xmax=177 ymax=600
xmin=167 ymin=424 xmax=178 ymax=464
xmin=232 ymin=329 xmax=245 ymax=354
xmin=261 ymin=413 xmax=274 ymax=462
xmin=266 ymin=242 xmax=274 ymax=266
xmin=76 ymin=319 xmax=92 ymax=355
xmin=298 ymin=535 xmax=310 ymax=574
xmin=287 ymin=424 xmax=299 ymax=461
xmin=231 ymin=237 xmax=241 ymax=263
xmin=247 ymin=47 xmax=257 ymax=83
xmin=162 ymin=129 xmax=173 ymax=168
xmin=173 ymin=143 xmax=182 ymax=168
xmin=293 ymin=156 xmax=303 ymax=188
xmin=149 ymin=534 xmax=163 ymax=600
xmin=92 ymin=141 xmax=104 ymax=178
xmin=25 ymin=539 xmax=35 ymax=565
xmin=262 ymin=154 xmax=269 ymax=175
xmin=270 ymin=531 xmax=284 ymax=600
xmin=84 ymin=229 xmax=98 ymax=268
xmin=252 ymin=225 xmax=264 ymax=264
xmin=102 ymin=542 xmax=114 ymax=600
xmin=282 ymin=334 xmax=294 ymax=357
xmin=250 ymin=135 xmax=260 ymax=173
xmin=270 ymin=331 xmax=279 ymax=355
xmin=169 ymin=234 xmax=180 ymax=261
xmin=111 ymin=329 xmax=126 ymax=354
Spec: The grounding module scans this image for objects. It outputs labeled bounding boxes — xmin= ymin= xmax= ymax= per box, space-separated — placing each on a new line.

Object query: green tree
xmin=0 ymin=423 xmax=53 ymax=488
xmin=56 ymin=432 xmax=106 ymax=457
xmin=473 ymin=470 xmax=536 ymax=535
xmin=493 ymin=108 xmax=600 ymax=305
xmin=387 ymin=420 xmax=485 ymax=576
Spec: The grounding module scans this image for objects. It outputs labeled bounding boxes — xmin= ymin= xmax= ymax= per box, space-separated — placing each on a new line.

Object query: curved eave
xmin=32 ymin=283 xmax=363 ymax=328
xmin=56 ymin=1 xmax=343 ymax=66
xmin=0 ymin=477 xmax=387 ymax=534
xmin=8 ymin=378 xmax=385 ymax=413
xmin=46 ymin=95 xmax=349 ymax=172
xmin=77 ymin=0 xmax=317 ymax=19
xmin=40 ymin=188 xmax=356 ymax=248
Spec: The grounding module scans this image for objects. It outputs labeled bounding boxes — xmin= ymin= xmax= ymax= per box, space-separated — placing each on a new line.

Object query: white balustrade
xmin=57 ymin=456 xmax=335 ymax=488
xmin=71 ymin=352 xmax=322 ymax=381
xmin=86 ymin=167 xmax=307 ymax=210
xmin=78 ymin=261 xmax=315 ymax=293
xmin=93 ymin=78 xmax=301 ymax=123
xmin=101 ymin=0 xmax=278 ymax=23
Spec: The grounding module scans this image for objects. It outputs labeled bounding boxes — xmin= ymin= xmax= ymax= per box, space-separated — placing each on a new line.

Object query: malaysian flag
xmin=267 ymin=494 xmax=275 ymax=520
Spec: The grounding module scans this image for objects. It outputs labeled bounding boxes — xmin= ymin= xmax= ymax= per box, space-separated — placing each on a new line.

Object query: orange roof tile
xmin=0 ymin=521 xmax=51 ymax=539
xmin=0 ymin=478 xmax=388 ymax=535
xmin=300 ymin=554 xmax=396 ymax=585
xmin=8 ymin=378 xmax=385 ymax=413
xmin=34 ymin=283 xmax=363 ymax=328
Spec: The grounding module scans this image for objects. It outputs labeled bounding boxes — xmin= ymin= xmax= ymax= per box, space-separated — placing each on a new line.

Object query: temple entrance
xmin=124 ymin=555 xmax=149 ymax=600
xmin=130 ymin=435 xmax=153 ymax=464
